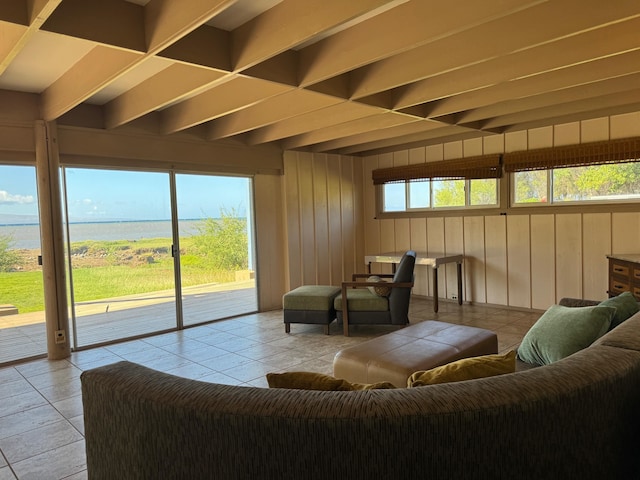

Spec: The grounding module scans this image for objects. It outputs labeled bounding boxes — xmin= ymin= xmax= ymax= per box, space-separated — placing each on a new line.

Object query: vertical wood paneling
xmin=313 ymin=155 xmax=330 ymax=284
xmin=555 ymin=214 xmax=582 ymax=300
xmin=583 ymin=213 xmax=611 ymax=300
xmin=444 ymin=217 xmax=463 ymax=299
xmin=427 ymin=217 xmax=445 ymax=297
xmin=484 ymin=215 xmax=507 ymax=305
xmin=528 ymin=126 xmax=553 ymax=148
xmin=410 ymin=217 xmax=428 ymax=296
xmin=254 ymin=173 xmax=285 ymax=310
xmin=362 ymin=156 xmax=380 ymax=271
xmin=352 ymin=156 xmax=365 ymax=277
xmin=610 ymin=111 xmax=640 ymax=138
xmin=506 ymin=215 xmax=531 ymax=308
xmin=327 ymin=155 xmax=343 ymax=285
xmin=530 ymin=214 xmax=555 ymax=309
xmin=283 ymin=152 xmax=302 ymax=289
xmin=297 ymin=152 xmax=317 ymax=285
xmin=463 ymin=216 xmax=486 ymax=303
xmin=612 ymin=212 xmax=640 ymax=254
xmin=280 ymin=111 xmax=640 ymax=314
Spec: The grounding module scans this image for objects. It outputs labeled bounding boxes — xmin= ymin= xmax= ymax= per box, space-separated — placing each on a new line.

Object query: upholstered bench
xmin=283 ymin=285 xmax=341 ymax=335
xmin=333 ymin=320 xmax=498 ymax=387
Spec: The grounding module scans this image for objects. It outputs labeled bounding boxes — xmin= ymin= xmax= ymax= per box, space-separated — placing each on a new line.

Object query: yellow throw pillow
xmin=266 ymin=371 xmax=396 ymax=390
xmin=407 ymin=350 xmax=516 ymax=387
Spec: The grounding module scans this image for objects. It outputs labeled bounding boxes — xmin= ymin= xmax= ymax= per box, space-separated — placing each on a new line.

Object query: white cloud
xmin=0 ymin=190 xmax=35 ymax=204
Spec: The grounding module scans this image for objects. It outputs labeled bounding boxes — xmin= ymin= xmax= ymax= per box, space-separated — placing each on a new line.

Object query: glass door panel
xmin=0 ymin=165 xmax=45 ymax=364
xmin=63 ymin=168 xmax=176 ymax=347
xmin=174 ymin=174 xmax=257 ymax=327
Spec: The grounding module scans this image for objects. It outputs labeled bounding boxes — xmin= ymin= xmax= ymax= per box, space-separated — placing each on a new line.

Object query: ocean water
xmin=0 ymin=220 xmax=203 ymax=250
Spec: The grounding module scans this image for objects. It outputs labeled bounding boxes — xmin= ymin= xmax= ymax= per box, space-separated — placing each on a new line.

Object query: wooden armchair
xmin=335 ymin=251 xmax=416 ymax=336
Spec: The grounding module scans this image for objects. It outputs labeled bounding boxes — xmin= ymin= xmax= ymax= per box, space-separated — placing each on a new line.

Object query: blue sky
xmin=0 ymin=165 xmax=251 ymax=223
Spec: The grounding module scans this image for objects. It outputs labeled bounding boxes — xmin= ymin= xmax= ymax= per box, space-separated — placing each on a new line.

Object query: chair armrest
xmin=342 ymin=280 xmax=414 ymax=289
xmin=352 ymin=273 xmax=395 ymax=280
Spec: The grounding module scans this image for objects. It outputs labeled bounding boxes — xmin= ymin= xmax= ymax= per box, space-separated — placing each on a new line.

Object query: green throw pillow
xmin=517 ymin=304 xmax=615 ymax=366
xmin=266 ymin=371 xmax=396 ymax=390
xmin=407 ymin=350 xmax=516 ymax=387
xmin=599 ymin=291 xmax=640 ymax=330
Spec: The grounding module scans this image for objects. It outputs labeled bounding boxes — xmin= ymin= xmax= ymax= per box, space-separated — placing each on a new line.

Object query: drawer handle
xmin=613 ymin=283 xmax=627 ymax=290
xmin=614 ymin=267 xmax=625 ymax=272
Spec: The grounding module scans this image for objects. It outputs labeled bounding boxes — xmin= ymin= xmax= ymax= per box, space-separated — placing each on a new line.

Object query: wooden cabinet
xmin=607 ymin=255 xmax=640 ymax=300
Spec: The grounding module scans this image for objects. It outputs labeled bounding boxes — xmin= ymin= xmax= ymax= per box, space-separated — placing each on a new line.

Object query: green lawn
xmin=1 ymin=237 xmax=243 ymax=313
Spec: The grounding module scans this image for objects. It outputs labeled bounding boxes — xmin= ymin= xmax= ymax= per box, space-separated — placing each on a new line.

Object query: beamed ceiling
xmin=1 ymin=0 xmax=640 ymax=156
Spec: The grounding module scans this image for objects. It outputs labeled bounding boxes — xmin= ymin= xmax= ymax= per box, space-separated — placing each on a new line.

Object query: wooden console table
xmin=365 ymin=252 xmax=463 ymax=313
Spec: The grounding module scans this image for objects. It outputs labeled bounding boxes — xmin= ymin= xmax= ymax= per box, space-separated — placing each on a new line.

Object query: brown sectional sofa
xmin=81 ymin=308 xmax=640 ymax=479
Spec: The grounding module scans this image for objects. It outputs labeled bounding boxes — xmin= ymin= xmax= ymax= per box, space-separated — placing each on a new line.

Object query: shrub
xmin=0 ymin=234 xmax=20 ymax=272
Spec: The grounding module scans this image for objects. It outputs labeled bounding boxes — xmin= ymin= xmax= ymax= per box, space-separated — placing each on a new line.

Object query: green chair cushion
xmin=334 ymin=289 xmax=389 ymax=312
xmin=283 ymin=285 xmax=341 ymax=311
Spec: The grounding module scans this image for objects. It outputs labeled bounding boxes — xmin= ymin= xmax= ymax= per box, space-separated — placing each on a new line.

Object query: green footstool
xmin=283 ymin=285 xmax=341 ymax=335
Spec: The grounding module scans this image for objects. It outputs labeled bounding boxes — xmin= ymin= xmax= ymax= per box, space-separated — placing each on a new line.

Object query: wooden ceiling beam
xmin=451 ymin=57 xmax=640 ymax=124
xmin=40 ymin=0 xmax=236 ymax=121
xmin=281 ymin=112 xmax=421 ymax=150
xmin=161 ymin=76 xmax=291 ymax=134
xmin=349 ymin=0 xmax=640 ymax=99
xmin=481 ymin=89 xmax=640 ymax=130
xmin=231 ymin=0 xmax=396 ymax=71
xmin=208 ymin=89 xmax=343 ymax=139
xmin=0 ymin=0 xmax=61 ymax=75
xmin=144 ymin=0 xmax=236 ymax=53
xmin=297 ymin=0 xmax=541 ymax=87
xmin=104 ymin=64 xmax=227 ymax=129
xmin=393 ymin=17 xmax=640 ymax=110
xmin=41 ymin=46 xmax=143 ymax=121
xmin=338 ymin=123 xmax=472 ymax=155
xmin=246 ymin=102 xmax=382 ymax=145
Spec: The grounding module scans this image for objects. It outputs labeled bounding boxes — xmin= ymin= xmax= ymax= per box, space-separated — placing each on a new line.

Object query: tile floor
xmin=0 ymin=297 xmax=541 ymax=479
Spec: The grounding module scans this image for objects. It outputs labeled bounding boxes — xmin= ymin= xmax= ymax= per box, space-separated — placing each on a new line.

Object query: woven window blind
xmin=503 ymin=137 xmax=640 ymax=173
xmin=372 ymin=154 xmax=502 ymax=185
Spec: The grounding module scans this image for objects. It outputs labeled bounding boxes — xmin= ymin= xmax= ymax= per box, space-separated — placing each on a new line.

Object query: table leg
xmin=433 ymin=267 xmax=439 ymax=313
xmin=457 ymin=262 xmax=463 ymax=305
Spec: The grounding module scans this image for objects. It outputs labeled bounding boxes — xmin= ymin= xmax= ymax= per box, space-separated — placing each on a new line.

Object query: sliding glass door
xmin=64 ymin=168 xmax=176 ymax=347
xmin=0 ymin=165 xmax=46 ymax=364
xmin=175 ymin=174 xmax=257 ymax=327
xmin=62 ymin=168 xmax=257 ymax=348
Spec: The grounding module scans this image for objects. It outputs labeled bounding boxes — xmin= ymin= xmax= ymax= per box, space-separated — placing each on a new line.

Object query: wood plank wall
xmin=282 ymin=151 xmax=364 ymax=292
xmin=282 ymin=112 xmax=640 ymax=311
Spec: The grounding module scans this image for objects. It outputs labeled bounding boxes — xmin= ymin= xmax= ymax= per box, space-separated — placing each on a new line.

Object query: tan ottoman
xmin=333 ymin=320 xmax=498 ymax=387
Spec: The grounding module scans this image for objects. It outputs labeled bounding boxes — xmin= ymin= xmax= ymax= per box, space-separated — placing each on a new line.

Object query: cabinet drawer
xmin=634 ymin=286 xmax=640 ymax=300
xmin=610 ymin=278 xmax=630 ymax=295
xmin=611 ymin=262 xmax=630 ymax=277
xmin=634 ymin=267 xmax=640 ymax=281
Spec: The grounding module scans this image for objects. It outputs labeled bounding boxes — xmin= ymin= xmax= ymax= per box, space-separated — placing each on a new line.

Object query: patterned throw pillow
xmin=367 ymin=275 xmax=391 ymax=297
xmin=266 ymin=371 xmax=395 ymax=390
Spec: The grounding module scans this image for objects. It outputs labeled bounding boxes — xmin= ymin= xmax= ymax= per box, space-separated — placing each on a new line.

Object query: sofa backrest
xmin=81 ymin=313 xmax=640 ymax=479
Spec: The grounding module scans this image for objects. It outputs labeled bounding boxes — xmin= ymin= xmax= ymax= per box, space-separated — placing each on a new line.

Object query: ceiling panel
xmin=0 ymin=0 xmax=638 ymax=155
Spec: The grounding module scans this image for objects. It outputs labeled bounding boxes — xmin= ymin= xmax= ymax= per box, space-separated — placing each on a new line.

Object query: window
xmin=507 ymin=137 xmax=640 ymax=206
xmin=376 ymin=154 xmax=502 ymax=213
xmin=382 ymin=178 xmax=498 ymax=212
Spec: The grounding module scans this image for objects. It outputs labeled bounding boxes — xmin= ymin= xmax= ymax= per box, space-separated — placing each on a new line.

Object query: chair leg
xmin=285 ymin=323 xmax=290 ymax=334
xmin=324 ymin=324 xmax=330 ymax=335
